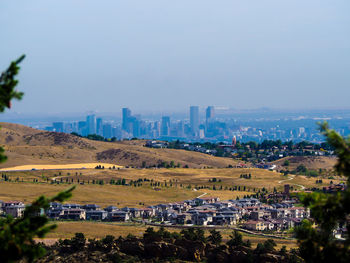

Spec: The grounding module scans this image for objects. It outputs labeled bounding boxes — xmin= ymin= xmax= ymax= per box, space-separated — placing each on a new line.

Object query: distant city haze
xmin=1 ymin=0 xmax=350 ymax=115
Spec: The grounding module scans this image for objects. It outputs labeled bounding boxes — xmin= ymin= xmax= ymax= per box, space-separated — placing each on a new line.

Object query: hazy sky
xmin=1 ymin=0 xmax=350 ymax=115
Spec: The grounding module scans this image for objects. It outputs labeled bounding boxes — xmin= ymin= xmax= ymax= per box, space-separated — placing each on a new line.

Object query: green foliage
xmin=283 ymin=160 xmax=290 ymax=166
xmin=227 ymin=230 xmax=251 ymax=248
xmin=207 ymin=229 xmax=222 ymax=246
xmin=295 ymin=122 xmax=350 ymax=262
xmin=296 ymin=164 xmax=307 ymax=174
xmin=254 ymin=239 xmax=277 ymax=254
xmin=0 ymin=186 xmax=75 ymax=262
xmin=0 ymin=55 xmax=25 ymax=163
xmin=180 ymin=228 xmax=206 ymax=243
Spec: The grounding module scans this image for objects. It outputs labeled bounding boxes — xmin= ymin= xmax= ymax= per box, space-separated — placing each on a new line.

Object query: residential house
xmin=86 ymin=210 xmax=108 ymax=221
xmin=60 ymin=208 xmax=86 ymax=220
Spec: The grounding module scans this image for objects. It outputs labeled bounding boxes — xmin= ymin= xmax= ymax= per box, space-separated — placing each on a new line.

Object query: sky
xmin=1 ymin=0 xmax=350 ymax=115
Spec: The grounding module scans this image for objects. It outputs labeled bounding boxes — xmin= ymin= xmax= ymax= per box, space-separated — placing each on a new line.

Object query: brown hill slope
xmin=0 ymin=122 xmax=240 ymax=168
xmin=272 ymin=155 xmax=337 ymax=171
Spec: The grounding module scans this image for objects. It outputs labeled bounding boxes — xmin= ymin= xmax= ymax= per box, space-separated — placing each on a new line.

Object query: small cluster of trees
xmin=208 ymin=177 xmax=222 ymax=182
xmin=240 ymin=173 xmax=252 ymax=179
xmin=95 ymin=165 xmax=117 ymax=170
xmin=1 ymin=174 xmax=10 ymax=181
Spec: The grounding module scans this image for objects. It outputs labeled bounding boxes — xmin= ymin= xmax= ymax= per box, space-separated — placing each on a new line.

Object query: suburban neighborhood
xmin=0 ymin=185 xmax=312 ymax=235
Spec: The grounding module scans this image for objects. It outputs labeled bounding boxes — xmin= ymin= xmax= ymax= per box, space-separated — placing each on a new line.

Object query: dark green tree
xmin=295 ymin=122 xmax=350 ymax=262
xmin=208 ymin=229 xmax=222 ymax=246
xmin=227 ymin=230 xmax=251 ymax=247
xmin=0 ymin=55 xmax=25 ymax=163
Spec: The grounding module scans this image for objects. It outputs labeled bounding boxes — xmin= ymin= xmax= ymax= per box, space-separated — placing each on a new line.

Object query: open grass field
xmin=3 ymin=167 xmax=343 ymax=193
xmin=44 ymin=221 xmax=297 ymax=249
xmin=0 ymin=168 xmax=343 ymax=208
xmin=0 ymin=181 xmax=199 ymax=207
xmin=0 ymin=163 xmax=123 ymax=171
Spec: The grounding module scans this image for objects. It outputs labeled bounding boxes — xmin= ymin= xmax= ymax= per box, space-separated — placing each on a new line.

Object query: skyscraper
xmin=122 ymin=108 xmax=132 ymax=132
xmin=86 ymin=114 xmax=96 ymax=135
xmin=78 ymin=121 xmax=87 ymax=136
xmin=96 ymin=117 xmax=103 ymax=136
xmin=102 ymin=123 xmax=112 ymax=138
xmin=206 ymin=106 xmax=215 ymax=123
xmin=161 ymin=116 xmax=170 ymax=136
xmin=190 ymin=106 xmax=200 ymax=136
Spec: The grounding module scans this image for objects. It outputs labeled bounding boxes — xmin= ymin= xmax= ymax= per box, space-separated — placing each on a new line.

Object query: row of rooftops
xmin=0 ymin=196 xmax=305 ymax=226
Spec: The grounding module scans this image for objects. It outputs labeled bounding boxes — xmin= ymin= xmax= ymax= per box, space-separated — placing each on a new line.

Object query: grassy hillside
xmin=1 ymin=168 xmax=343 ymax=207
xmin=272 ymin=155 xmax=337 ymax=171
xmin=0 ymin=122 xmax=241 ymax=169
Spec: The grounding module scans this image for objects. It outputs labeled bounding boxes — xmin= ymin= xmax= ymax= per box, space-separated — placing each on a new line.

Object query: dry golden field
xmin=0 ymin=181 xmax=199 ymax=207
xmin=0 ymin=163 xmax=123 ymax=171
xmin=272 ymin=155 xmax=337 ymax=171
xmin=0 ymin=168 xmax=343 ymax=207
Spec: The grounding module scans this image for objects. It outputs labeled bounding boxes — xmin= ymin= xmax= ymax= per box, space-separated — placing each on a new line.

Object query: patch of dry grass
xmin=0 ymin=182 xmax=199 ymax=207
xmin=0 ymin=163 xmax=123 ymax=171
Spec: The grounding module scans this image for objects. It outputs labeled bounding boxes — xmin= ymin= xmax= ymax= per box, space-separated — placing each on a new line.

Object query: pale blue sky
xmin=1 ymin=0 xmax=350 ymax=114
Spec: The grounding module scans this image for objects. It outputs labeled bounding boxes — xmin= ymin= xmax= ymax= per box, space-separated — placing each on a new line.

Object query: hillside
xmin=0 ymin=122 xmax=241 ymax=169
xmin=271 ymin=155 xmax=337 ymax=171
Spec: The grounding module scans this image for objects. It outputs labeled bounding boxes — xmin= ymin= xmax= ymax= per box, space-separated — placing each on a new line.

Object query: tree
xmin=208 ymin=229 xmax=222 ymax=246
xmin=296 ymin=164 xmax=307 ymax=174
xmin=0 ymin=55 xmax=25 ymax=163
xmin=283 ymin=160 xmax=290 ymax=166
xmin=254 ymin=239 xmax=276 ymax=254
xmin=226 ymin=230 xmax=250 ymax=247
xmin=295 ymin=122 xmax=350 ymax=262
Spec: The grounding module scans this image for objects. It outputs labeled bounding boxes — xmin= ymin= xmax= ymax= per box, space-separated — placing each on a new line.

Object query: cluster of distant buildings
xmin=45 ymin=106 xmax=217 ymax=141
xmin=43 ymin=107 xmax=350 ymax=143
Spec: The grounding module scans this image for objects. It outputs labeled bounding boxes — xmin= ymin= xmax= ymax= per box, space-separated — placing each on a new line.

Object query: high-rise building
xmin=102 ymin=123 xmax=112 ymax=138
xmin=78 ymin=121 xmax=87 ymax=136
xmin=176 ymin=121 xmax=184 ymax=137
xmin=86 ymin=114 xmax=96 ymax=135
xmin=190 ymin=106 xmax=200 ymax=136
xmin=96 ymin=118 xmax=103 ymax=136
xmin=122 ymin=108 xmax=131 ymax=132
xmin=161 ymin=116 xmax=170 ymax=136
xmin=131 ymin=115 xmax=141 ymax=137
xmin=153 ymin=121 xmax=161 ymax=138
xmin=206 ymin=106 xmax=215 ymax=123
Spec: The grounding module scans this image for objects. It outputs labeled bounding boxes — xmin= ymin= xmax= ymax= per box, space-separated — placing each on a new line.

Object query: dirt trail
xmin=278 ymin=175 xmax=305 ymax=190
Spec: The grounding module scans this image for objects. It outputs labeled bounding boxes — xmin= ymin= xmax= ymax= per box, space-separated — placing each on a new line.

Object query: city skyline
xmin=39 ymin=105 xmax=350 ymax=144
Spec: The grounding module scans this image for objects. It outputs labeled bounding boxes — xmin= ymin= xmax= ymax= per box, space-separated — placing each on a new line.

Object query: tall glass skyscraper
xmin=161 ymin=116 xmax=170 ymax=136
xmin=190 ymin=106 xmax=200 ymax=136
xmin=96 ymin=117 xmax=103 ymax=136
xmin=86 ymin=114 xmax=96 ymax=135
xmin=206 ymin=106 xmax=215 ymax=124
xmin=122 ymin=108 xmax=132 ymax=132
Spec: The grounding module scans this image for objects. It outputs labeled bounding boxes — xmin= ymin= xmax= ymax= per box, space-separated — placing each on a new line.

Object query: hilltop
xmin=0 ymin=122 xmax=240 ymax=169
